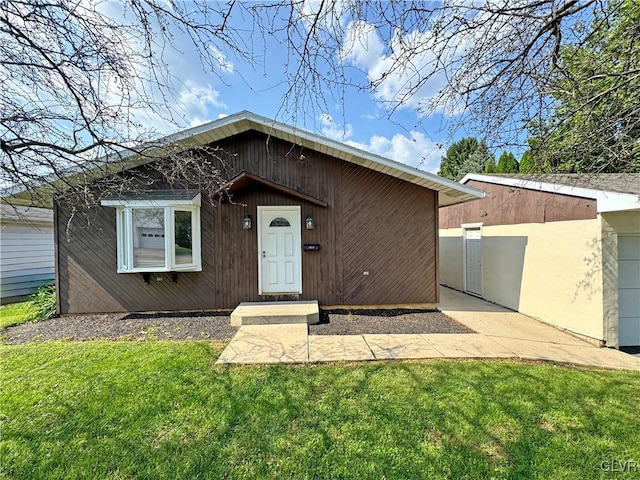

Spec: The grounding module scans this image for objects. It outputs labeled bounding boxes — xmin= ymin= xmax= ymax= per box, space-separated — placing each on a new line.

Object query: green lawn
xmin=1 ymin=341 xmax=639 ymax=479
xmin=0 ymin=301 xmax=33 ymax=329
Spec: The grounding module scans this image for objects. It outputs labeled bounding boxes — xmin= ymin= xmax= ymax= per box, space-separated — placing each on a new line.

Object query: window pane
xmin=174 ymin=210 xmax=193 ymax=265
xmin=269 ymin=217 xmax=291 ymax=227
xmin=132 ymin=208 xmax=165 ymax=268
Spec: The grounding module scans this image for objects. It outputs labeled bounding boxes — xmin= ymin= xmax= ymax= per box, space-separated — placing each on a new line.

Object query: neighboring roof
xmin=3 ymin=111 xmax=483 ymax=208
xmin=460 ymin=173 xmax=640 ymax=213
xmin=214 ymin=171 xmax=328 ymax=207
xmin=483 ymin=173 xmax=640 ymax=195
xmin=0 ymin=203 xmax=53 ymax=224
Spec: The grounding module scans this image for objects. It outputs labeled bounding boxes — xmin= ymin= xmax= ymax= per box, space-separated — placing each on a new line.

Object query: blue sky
xmin=109 ymin=1 xmax=489 ymax=174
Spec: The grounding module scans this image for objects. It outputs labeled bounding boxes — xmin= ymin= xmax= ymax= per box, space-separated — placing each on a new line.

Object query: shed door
xmin=465 ymin=228 xmax=482 ymax=297
xmin=258 ymin=206 xmax=302 ymax=294
xmin=618 ymin=235 xmax=640 ymax=347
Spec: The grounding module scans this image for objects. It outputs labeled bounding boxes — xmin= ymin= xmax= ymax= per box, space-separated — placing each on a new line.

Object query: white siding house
xmin=1 ymin=204 xmax=54 ymax=303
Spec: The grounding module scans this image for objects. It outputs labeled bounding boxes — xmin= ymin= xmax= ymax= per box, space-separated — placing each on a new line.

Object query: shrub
xmin=29 ymin=284 xmax=56 ymax=322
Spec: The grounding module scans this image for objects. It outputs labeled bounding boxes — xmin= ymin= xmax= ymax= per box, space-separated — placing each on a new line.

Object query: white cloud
xmin=117 ymin=83 xmax=226 ymax=134
xmin=341 ymin=21 xmax=462 ymax=116
xmin=296 ymin=0 xmax=350 ymax=32
xmin=79 ymin=1 xmax=230 ymax=135
xmin=318 ymin=113 xmax=443 ymax=172
xmin=340 ymin=21 xmax=384 ymax=69
xmin=319 ymin=113 xmax=353 ymax=140
xmin=176 ymin=83 xmax=226 ymax=127
xmin=316 ymin=110 xmax=443 ymax=170
xmin=209 ymin=46 xmax=234 ymax=74
xmin=347 ymin=131 xmax=444 ymax=173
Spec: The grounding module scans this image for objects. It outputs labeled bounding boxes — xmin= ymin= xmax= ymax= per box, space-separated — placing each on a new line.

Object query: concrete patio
xmin=216 ymin=287 xmax=640 ymax=370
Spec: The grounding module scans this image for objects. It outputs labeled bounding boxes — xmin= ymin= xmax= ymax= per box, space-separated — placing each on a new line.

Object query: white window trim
xmin=108 ymin=201 xmax=201 ymax=273
xmin=461 ymin=222 xmax=484 ymax=230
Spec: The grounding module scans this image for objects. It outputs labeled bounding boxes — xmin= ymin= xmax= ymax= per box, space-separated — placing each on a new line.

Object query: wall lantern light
xmin=243 ymin=215 xmax=252 ymax=230
xmin=305 ymin=215 xmax=315 ymax=230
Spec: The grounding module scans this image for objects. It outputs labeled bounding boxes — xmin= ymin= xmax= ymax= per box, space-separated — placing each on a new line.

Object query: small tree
xmin=484 ymin=158 xmax=497 ymax=174
xmin=518 ymin=151 xmax=539 ymax=174
xmin=496 ymin=151 xmax=519 ymax=173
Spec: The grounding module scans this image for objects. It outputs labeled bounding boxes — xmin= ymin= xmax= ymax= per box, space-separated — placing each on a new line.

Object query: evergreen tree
xmin=438 ymin=137 xmax=493 ymax=181
xmin=518 ymin=150 xmax=539 ymax=174
xmin=484 ymin=157 xmax=497 ymax=173
xmin=496 ymin=151 xmax=519 ymax=173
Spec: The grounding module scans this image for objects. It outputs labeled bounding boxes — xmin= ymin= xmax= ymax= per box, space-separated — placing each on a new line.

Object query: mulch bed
xmin=1 ymin=312 xmax=237 ymax=345
xmin=2 ymin=309 xmax=474 ymax=344
xmin=310 ymin=309 xmax=475 ymax=335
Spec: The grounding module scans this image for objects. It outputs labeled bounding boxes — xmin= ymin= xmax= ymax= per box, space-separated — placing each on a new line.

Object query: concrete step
xmin=230 ymin=300 xmax=319 ymax=326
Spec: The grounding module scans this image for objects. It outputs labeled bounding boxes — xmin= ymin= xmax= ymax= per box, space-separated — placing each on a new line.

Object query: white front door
xmin=618 ymin=235 xmax=640 ymax=347
xmin=465 ymin=228 xmax=482 ymax=297
xmin=258 ymin=206 xmax=302 ymax=294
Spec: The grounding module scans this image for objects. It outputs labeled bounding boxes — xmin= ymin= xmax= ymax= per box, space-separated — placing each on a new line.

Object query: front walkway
xmin=217 ymin=287 xmax=640 ymax=370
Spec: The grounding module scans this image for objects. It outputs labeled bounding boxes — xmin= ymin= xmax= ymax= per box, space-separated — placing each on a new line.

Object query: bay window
xmin=101 ymin=191 xmax=201 ymax=273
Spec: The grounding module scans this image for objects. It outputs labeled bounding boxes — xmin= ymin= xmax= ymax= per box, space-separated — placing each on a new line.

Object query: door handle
xmin=262 ymin=251 xmax=266 ymax=258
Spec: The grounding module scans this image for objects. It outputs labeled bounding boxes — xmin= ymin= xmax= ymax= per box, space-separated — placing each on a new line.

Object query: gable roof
xmin=460 ymin=173 xmax=640 ymax=213
xmin=147 ymin=111 xmax=484 ymax=207
xmin=213 ymin=171 xmax=329 ymax=207
xmin=3 ymin=110 xmax=483 ymax=207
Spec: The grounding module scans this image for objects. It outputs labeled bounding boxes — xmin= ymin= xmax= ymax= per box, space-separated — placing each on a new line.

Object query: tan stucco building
xmin=439 ymin=174 xmax=640 ymax=348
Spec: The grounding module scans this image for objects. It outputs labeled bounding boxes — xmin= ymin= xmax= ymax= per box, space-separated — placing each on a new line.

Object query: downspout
xmin=53 ymin=199 xmax=62 ymax=316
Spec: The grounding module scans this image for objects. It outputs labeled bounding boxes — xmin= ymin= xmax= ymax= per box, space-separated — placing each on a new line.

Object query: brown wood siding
xmin=439 ymin=180 xmax=597 ymax=229
xmin=57 ymin=203 xmax=220 ymax=313
xmin=58 ymin=131 xmax=439 ymax=313
xmin=434 ymin=194 xmax=440 ymax=303
xmin=340 ymin=163 xmax=437 ymax=304
xmin=209 ymin=187 xmax=339 ymax=306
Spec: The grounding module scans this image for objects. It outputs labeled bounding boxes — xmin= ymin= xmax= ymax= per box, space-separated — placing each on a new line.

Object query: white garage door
xmin=618 ymin=235 xmax=640 ymax=347
xmin=140 ymin=228 xmax=165 ymax=250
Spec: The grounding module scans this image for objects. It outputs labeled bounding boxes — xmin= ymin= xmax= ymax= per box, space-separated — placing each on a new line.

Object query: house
xmin=0 ymin=204 xmax=54 ymax=303
xmin=6 ymin=111 xmax=482 ymax=315
xmin=439 ymin=173 xmax=640 ymax=348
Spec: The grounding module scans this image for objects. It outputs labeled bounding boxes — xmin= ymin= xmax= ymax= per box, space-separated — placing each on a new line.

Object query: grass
xmin=0 ymin=301 xmax=33 ymax=329
xmin=174 ymin=246 xmax=193 ymax=256
xmin=1 ymin=285 xmax=56 ymax=329
xmin=1 ymin=341 xmax=639 ymax=479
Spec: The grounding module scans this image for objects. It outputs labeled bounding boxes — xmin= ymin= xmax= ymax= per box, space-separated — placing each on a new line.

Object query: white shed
xmin=0 ymin=204 xmax=55 ymax=303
